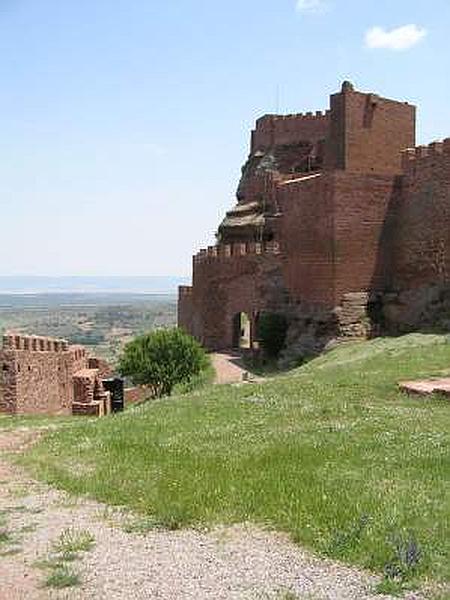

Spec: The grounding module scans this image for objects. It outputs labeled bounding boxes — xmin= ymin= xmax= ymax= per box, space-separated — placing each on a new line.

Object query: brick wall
xmin=178 ymin=286 xmax=194 ymax=336
xmin=326 ymin=84 xmax=416 ymax=175
xmin=0 ymin=335 xmax=88 ymax=415
xmin=251 ymin=112 xmax=329 ymax=153
xmin=0 ymin=334 xmax=111 ymax=416
xmin=278 ymin=170 xmax=399 ymax=306
xmin=88 ymin=357 xmax=114 ymax=379
xmin=179 ymin=243 xmax=286 ymax=349
xmin=393 ymin=141 xmax=450 ymax=289
xmin=332 ymin=171 xmax=400 ymax=300
xmin=380 ymin=141 xmax=450 ymax=332
xmin=124 ymin=386 xmax=150 ymax=405
xmin=278 ymin=173 xmax=335 ymax=307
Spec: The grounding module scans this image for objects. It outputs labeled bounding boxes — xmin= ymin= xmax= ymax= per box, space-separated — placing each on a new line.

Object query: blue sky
xmin=1 ymin=0 xmax=449 ymax=276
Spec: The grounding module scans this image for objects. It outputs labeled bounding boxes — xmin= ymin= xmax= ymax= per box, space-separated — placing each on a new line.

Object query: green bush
xmin=257 ymin=312 xmax=288 ymax=358
xmin=118 ymin=328 xmax=209 ymax=398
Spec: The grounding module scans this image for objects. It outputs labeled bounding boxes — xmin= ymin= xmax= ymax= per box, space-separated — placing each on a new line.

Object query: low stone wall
xmin=124 ymin=386 xmax=150 ymax=406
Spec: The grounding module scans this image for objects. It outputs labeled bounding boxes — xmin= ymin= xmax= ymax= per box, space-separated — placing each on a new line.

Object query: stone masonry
xmin=0 ymin=333 xmax=112 ymax=416
xmin=178 ymin=82 xmax=450 ymax=353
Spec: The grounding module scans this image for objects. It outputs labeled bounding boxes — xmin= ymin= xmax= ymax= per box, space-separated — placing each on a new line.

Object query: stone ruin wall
xmin=0 ymin=334 xmax=87 ymax=415
xmin=0 ymin=334 xmax=112 ymax=416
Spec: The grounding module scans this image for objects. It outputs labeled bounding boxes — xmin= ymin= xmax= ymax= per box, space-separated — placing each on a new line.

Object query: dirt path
xmin=212 ymin=352 xmax=258 ymax=384
xmin=0 ymin=427 xmax=423 ymax=600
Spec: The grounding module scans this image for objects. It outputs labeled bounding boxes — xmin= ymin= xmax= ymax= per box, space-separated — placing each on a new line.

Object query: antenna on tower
xmin=275 ymin=84 xmax=281 ymax=114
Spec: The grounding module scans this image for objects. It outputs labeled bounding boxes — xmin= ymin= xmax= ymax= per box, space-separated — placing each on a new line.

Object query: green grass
xmin=0 ymin=528 xmax=11 ymax=545
xmin=21 ymin=333 xmax=450 ymax=587
xmin=44 ymin=564 xmax=81 ymax=589
xmin=34 ymin=528 xmax=95 ymax=588
xmin=52 ymin=528 xmax=95 ymax=559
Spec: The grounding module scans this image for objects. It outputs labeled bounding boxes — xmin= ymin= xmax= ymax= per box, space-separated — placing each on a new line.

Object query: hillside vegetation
xmin=20 ymin=334 xmax=450 ymax=587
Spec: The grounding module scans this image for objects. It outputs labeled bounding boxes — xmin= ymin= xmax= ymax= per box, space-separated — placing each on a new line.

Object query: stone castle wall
xmin=325 ymin=86 xmax=416 ymax=174
xmin=251 ymin=112 xmax=329 ymax=152
xmin=0 ymin=334 xmax=112 ymax=416
xmin=381 ymin=141 xmax=450 ymax=332
xmin=179 ymin=242 xmax=286 ymax=349
xmin=277 ymin=173 xmax=335 ymax=307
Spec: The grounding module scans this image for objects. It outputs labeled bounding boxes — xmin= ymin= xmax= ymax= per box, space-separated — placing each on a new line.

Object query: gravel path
xmin=0 ymin=427 xmax=424 ymax=600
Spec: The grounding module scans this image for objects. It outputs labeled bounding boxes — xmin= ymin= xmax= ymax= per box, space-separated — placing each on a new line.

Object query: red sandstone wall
xmin=0 ymin=335 xmax=89 ymax=415
xmin=332 ymin=172 xmax=399 ymax=301
xmin=326 ymin=87 xmax=415 ymax=175
xmin=278 ymin=173 xmax=335 ymax=307
xmin=189 ymin=244 xmax=286 ymax=349
xmin=178 ymin=286 xmax=194 ymax=335
xmin=124 ymin=386 xmax=150 ymax=405
xmin=251 ymin=113 xmax=329 ymax=153
xmin=392 ymin=142 xmax=450 ymax=290
xmin=278 ymin=171 xmax=398 ymax=307
xmin=88 ymin=357 xmax=114 ymax=379
xmin=0 ymin=351 xmax=17 ymax=414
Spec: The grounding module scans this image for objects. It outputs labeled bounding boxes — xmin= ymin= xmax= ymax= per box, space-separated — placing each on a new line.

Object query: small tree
xmin=257 ymin=312 xmax=288 ymax=358
xmin=118 ymin=328 xmax=209 ymax=398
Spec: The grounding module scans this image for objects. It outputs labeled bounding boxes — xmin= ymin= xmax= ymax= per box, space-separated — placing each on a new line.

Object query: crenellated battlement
xmin=193 ymin=241 xmax=281 ymax=264
xmin=0 ymin=332 xmax=109 ymax=416
xmin=255 ymin=111 xmax=330 ymax=127
xmin=1 ymin=333 xmax=71 ymax=353
xmin=251 ymin=110 xmax=330 ymax=153
xmin=401 ymin=139 xmax=450 ymax=175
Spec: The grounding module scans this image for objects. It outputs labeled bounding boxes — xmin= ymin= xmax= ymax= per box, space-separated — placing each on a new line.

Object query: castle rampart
xmin=193 ymin=241 xmax=281 ymax=264
xmin=0 ymin=333 xmax=112 ymax=416
xmin=251 ymin=112 xmax=330 ymax=152
xmin=401 ymin=139 xmax=450 ymax=176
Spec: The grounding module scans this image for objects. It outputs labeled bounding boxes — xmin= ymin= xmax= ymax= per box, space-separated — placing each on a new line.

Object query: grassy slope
xmin=20 ymin=334 xmax=450 ymax=583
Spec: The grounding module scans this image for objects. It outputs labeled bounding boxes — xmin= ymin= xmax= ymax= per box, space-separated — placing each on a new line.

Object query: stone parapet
xmin=251 ymin=111 xmax=330 ymax=153
xmin=193 ymin=241 xmax=281 ymax=265
xmin=255 ymin=111 xmax=330 ymax=128
xmin=401 ymin=139 xmax=450 ymax=175
xmin=2 ymin=333 xmax=70 ymax=353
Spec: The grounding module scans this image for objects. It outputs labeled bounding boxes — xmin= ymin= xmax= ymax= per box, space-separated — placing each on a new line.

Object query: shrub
xmin=118 ymin=328 xmax=209 ymax=398
xmin=257 ymin=313 xmax=288 ymax=358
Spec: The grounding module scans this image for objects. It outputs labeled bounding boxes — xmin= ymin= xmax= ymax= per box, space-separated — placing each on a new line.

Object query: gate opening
xmin=232 ymin=312 xmax=251 ymax=349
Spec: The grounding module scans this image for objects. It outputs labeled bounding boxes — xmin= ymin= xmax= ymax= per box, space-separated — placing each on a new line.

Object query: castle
xmin=178 ymin=82 xmax=450 ymax=353
xmin=0 ymin=333 xmax=113 ymax=416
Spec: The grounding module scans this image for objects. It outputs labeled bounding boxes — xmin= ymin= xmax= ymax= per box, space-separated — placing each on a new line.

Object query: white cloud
xmin=365 ymin=24 xmax=427 ymax=51
xmin=296 ymin=0 xmax=328 ymax=15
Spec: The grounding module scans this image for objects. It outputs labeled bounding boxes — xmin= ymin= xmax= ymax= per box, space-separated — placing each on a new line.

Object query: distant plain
xmin=0 ymin=277 xmax=181 ymax=363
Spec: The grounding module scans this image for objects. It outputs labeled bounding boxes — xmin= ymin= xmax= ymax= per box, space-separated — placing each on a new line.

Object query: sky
xmin=1 ymin=0 xmax=449 ymax=277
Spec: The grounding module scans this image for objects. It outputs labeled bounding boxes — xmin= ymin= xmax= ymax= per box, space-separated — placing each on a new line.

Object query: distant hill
xmin=0 ymin=276 xmax=188 ymax=295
